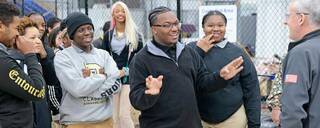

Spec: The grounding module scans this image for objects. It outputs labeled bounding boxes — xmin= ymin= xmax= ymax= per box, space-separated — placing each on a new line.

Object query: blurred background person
xmin=47 ymin=18 xmax=71 ymax=128
xmin=28 ymin=13 xmax=46 ymax=44
xmin=28 ymin=12 xmax=61 ymax=128
xmin=93 ymin=21 xmax=110 ymax=49
xmin=48 ymin=27 xmax=71 ymax=53
xmin=46 ymin=17 xmax=61 ymax=34
xmin=266 ymin=68 xmax=282 ymax=127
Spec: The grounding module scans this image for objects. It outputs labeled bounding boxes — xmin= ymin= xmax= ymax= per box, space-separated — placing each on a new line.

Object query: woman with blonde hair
xmin=102 ymin=1 xmax=143 ymax=128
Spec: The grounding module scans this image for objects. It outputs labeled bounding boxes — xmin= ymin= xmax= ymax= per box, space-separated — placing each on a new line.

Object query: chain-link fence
xmin=11 ymin=0 xmax=290 ymax=92
xmin=10 ymin=0 xmax=290 ymax=59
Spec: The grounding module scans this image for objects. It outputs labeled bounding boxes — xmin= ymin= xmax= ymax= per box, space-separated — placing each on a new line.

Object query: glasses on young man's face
xmin=284 ymin=12 xmax=309 ymax=20
xmin=152 ymin=22 xmax=181 ymax=30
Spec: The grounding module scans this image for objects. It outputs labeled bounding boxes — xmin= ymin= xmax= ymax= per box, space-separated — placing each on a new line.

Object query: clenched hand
xmin=145 ymin=75 xmax=163 ymax=95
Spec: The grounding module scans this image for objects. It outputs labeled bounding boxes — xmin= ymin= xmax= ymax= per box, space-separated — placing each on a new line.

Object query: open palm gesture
xmin=220 ymin=56 xmax=244 ymax=80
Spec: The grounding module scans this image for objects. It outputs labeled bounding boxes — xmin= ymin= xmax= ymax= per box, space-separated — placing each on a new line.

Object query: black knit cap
xmin=65 ymin=12 xmax=94 ymax=40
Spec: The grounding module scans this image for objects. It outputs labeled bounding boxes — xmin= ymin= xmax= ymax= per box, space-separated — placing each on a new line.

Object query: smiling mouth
xmin=117 ymin=17 xmax=125 ymax=20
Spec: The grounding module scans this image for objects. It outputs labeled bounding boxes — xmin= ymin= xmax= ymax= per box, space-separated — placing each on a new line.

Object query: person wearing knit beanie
xmin=54 ymin=12 xmax=119 ymax=128
xmin=65 ymin=12 xmax=94 ymax=40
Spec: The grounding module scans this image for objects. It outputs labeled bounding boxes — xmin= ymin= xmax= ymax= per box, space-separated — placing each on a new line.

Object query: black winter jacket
xmin=129 ymin=41 xmax=229 ymax=128
xmin=0 ymin=43 xmax=45 ymax=128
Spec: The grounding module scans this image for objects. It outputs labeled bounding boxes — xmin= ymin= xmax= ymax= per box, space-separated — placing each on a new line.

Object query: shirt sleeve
xmin=281 ymin=49 xmax=311 ymax=128
xmin=0 ymin=52 xmax=45 ymax=101
xmin=239 ymin=52 xmax=261 ymax=128
xmin=129 ymin=56 xmax=161 ymax=111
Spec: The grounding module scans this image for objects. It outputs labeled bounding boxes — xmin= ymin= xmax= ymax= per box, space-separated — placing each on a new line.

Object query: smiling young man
xmin=54 ymin=12 xmax=121 ymax=128
xmin=129 ymin=7 xmax=244 ymax=128
xmin=0 ymin=2 xmax=45 ymax=128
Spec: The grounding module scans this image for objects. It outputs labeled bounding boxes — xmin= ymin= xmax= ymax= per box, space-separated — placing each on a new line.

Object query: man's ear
xmin=298 ymin=14 xmax=306 ymax=26
xmin=151 ymin=27 xmax=157 ymax=34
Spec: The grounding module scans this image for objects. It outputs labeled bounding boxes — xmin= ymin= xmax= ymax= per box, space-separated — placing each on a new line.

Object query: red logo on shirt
xmin=284 ymin=74 xmax=298 ymax=84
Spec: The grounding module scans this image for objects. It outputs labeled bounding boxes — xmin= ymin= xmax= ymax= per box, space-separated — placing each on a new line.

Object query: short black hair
xmin=202 ymin=10 xmax=227 ymax=27
xmin=27 ymin=12 xmax=47 ymax=40
xmin=48 ymin=27 xmax=60 ymax=48
xmin=148 ymin=6 xmax=171 ymax=26
xmin=0 ymin=2 xmax=20 ymax=26
xmin=27 ymin=12 xmax=46 ymax=23
xmin=47 ymin=17 xmax=61 ymax=29
xmin=59 ymin=18 xmax=67 ymax=31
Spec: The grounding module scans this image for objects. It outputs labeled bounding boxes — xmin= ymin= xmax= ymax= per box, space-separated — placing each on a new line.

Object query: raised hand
xmin=145 ymin=75 xmax=163 ymax=95
xmin=34 ymin=41 xmax=47 ymax=59
xmin=220 ymin=56 xmax=244 ymax=80
xmin=196 ymin=34 xmax=215 ymax=52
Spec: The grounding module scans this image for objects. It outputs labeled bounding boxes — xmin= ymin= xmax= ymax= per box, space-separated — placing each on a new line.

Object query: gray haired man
xmin=281 ymin=0 xmax=320 ymax=127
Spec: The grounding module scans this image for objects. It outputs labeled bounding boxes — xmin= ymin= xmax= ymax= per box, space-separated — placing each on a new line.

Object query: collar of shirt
xmin=147 ymin=40 xmax=184 ymax=61
xmin=152 ymin=39 xmax=175 ymax=53
xmin=215 ymin=39 xmax=228 ymax=48
xmin=72 ymin=44 xmax=97 ymax=54
xmin=152 ymin=40 xmax=177 ymax=60
xmin=288 ymin=29 xmax=320 ymax=51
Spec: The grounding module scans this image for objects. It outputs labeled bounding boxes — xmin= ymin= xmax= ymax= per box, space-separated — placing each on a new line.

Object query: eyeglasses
xmin=284 ymin=12 xmax=309 ymax=20
xmin=152 ymin=22 xmax=181 ymax=30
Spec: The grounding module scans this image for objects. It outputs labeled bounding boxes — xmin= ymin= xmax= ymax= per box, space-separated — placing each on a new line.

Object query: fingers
xmin=204 ymin=34 xmax=213 ymax=41
xmin=144 ymin=89 xmax=160 ymax=95
xmin=157 ymin=75 xmax=163 ymax=81
xmin=233 ymin=56 xmax=243 ymax=66
xmin=145 ymin=75 xmax=163 ymax=95
xmin=234 ymin=66 xmax=243 ymax=74
xmin=227 ymin=56 xmax=243 ymax=69
xmin=222 ymin=57 xmax=243 ymax=80
xmin=82 ymin=68 xmax=91 ymax=78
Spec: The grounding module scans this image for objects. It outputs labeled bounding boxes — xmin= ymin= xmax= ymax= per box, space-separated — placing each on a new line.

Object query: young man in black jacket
xmin=0 ymin=2 xmax=46 ymax=128
xmin=129 ymin=6 xmax=244 ymax=128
